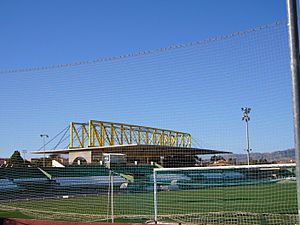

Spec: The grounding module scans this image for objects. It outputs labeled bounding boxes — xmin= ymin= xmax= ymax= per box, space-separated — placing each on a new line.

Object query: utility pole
xmin=241 ymin=107 xmax=251 ymax=165
xmin=286 ymin=0 xmax=300 ymax=220
xmin=40 ymin=134 xmax=49 ymax=167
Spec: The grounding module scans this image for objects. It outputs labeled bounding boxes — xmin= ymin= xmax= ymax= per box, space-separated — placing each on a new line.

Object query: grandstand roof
xmin=31 ymin=144 xmax=230 ymax=158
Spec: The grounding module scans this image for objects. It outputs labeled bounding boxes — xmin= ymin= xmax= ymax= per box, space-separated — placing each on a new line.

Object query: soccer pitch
xmin=0 ymin=182 xmax=297 ymax=225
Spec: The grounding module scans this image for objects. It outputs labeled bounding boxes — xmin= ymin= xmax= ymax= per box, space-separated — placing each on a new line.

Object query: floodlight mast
xmin=40 ymin=134 xmax=49 ymax=167
xmin=242 ymin=107 xmax=251 ymax=165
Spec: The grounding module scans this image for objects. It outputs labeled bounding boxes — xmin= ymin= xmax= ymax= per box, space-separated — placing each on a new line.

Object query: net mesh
xmin=0 ymin=20 xmax=297 ymax=224
xmin=154 ymin=164 xmax=297 ymax=225
xmin=0 ymin=165 xmax=155 ymax=223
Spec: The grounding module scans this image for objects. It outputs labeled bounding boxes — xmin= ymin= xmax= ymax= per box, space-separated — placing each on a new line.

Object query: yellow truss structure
xmin=69 ymin=120 xmax=191 ymax=149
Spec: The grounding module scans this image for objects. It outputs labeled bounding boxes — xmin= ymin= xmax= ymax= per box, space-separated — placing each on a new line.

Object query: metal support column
xmin=287 ymin=0 xmax=300 ymax=221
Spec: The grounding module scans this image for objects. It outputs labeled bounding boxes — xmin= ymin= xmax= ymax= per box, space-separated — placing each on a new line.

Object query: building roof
xmin=31 ymin=144 xmax=231 ymax=158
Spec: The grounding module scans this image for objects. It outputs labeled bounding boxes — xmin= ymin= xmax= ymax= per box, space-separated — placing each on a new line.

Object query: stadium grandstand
xmin=31 ymin=119 xmax=230 ymax=166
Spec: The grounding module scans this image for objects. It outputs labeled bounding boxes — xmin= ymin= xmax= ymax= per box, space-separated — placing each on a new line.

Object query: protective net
xmin=0 ymin=20 xmax=296 ymax=224
xmin=0 ymin=165 xmax=155 ymax=223
xmin=154 ymin=164 xmax=297 ymax=225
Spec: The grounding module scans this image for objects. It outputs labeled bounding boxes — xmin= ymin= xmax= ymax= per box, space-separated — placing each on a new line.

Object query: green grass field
xmin=0 ymin=182 xmax=298 ymax=225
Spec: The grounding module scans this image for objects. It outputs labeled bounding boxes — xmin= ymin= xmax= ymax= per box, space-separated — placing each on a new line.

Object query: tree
xmin=227 ymin=158 xmax=237 ymax=165
xmin=258 ymin=158 xmax=269 ymax=164
xmin=8 ymin=151 xmax=25 ymax=167
xmin=210 ymin=155 xmax=225 ymax=162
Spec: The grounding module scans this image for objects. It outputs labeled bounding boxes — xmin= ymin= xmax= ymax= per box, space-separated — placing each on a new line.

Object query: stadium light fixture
xmin=241 ymin=107 xmax=252 ymax=165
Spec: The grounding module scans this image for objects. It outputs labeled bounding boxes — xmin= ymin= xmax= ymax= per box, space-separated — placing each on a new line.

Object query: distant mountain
xmin=222 ymin=148 xmax=295 ymax=163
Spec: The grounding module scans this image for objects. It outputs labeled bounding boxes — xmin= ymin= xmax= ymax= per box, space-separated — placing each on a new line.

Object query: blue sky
xmin=0 ymin=0 xmax=287 ymax=69
xmin=0 ymin=0 xmax=294 ymax=158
